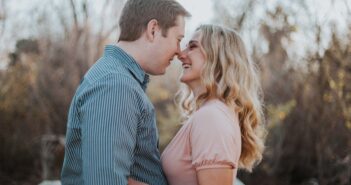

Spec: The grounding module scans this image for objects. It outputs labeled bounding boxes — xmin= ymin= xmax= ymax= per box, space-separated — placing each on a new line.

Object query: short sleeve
xmin=190 ymin=104 xmax=240 ymax=171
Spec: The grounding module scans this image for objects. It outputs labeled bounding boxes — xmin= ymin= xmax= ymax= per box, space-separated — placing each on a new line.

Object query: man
xmin=61 ymin=0 xmax=190 ymax=184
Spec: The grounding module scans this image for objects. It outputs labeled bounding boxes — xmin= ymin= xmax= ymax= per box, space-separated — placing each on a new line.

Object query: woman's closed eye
xmin=189 ymin=43 xmax=197 ymax=50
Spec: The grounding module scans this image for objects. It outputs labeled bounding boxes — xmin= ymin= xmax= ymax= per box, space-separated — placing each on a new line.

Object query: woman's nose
xmin=177 ymin=49 xmax=187 ymax=61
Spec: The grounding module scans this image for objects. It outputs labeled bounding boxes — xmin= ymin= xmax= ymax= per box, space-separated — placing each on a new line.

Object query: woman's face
xmin=179 ymin=30 xmax=206 ymax=87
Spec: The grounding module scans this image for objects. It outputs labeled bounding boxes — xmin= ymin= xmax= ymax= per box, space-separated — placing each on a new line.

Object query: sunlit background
xmin=0 ymin=0 xmax=350 ymax=185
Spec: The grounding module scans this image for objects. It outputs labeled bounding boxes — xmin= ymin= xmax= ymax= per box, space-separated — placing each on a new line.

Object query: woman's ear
xmin=146 ymin=19 xmax=159 ymax=42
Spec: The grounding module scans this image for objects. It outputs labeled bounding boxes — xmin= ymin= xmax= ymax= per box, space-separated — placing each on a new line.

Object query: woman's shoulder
xmin=197 ymin=98 xmax=223 ymax=110
xmin=195 ymin=99 xmax=236 ymax=118
xmin=191 ymin=99 xmax=239 ymax=130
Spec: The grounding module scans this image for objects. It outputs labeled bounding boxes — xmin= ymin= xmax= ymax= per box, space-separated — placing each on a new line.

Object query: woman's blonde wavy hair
xmin=177 ymin=24 xmax=266 ymax=171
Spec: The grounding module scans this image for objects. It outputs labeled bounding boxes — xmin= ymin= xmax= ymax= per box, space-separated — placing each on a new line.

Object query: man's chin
xmin=156 ymin=71 xmax=166 ymax=75
xmin=150 ymin=69 xmax=166 ymax=76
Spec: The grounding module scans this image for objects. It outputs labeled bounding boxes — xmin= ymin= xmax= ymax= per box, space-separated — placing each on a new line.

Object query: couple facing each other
xmin=61 ymin=0 xmax=265 ymax=184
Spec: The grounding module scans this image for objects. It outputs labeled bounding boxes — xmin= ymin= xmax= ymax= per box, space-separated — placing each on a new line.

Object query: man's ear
xmin=146 ymin=19 xmax=160 ymax=42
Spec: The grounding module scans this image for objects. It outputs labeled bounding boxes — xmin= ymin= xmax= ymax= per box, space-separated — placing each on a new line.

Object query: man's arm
xmin=80 ymin=76 xmax=141 ymax=185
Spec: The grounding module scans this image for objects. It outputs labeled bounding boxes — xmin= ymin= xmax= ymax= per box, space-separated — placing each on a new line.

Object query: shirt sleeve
xmin=190 ymin=105 xmax=240 ymax=171
xmin=79 ymin=75 xmax=142 ymax=185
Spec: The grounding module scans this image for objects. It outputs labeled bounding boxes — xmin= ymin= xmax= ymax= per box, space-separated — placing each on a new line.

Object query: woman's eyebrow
xmin=188 ymin=40 xmax=199 ymax=44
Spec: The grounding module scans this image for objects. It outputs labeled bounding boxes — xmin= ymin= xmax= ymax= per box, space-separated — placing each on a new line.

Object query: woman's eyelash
xmin=189 ymin=44 xmax=197 ymax=49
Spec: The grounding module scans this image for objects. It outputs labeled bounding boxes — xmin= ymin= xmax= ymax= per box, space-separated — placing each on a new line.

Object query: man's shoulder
xmin=84 ymin=56 xmax=138 ymax=86
xmin=74 ymin=72 xmax=144 ymax=109
xmin=82 ymin=72 xmax=140 ymax=94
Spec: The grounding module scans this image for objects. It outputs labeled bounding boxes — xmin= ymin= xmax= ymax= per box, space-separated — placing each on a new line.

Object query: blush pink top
xmin=161 ymin=99 xmax=242 ymax=185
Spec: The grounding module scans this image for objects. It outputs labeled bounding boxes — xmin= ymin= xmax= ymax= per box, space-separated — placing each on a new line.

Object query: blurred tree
xmin=0 ymin=0 xmax=5 ymax=37
xmin=0 ymin=0 xmax=125 ymax=183
xmin=212 ymin=0 xmax=351 ymax=185
xmin=147 ymin=64 xmax=183 ymax=151
xmin=0 ymin=38 xmax=43 ymax=184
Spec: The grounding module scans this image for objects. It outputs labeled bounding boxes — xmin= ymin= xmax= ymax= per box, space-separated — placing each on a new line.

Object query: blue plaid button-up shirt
xmin=61 ymin=45 xmax=168 ymax=185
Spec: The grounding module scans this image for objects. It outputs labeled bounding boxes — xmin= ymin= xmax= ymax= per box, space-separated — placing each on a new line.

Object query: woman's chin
xmin=180 ymin=76 xmax=190 ymax=84
xmin=180 ymin=78 xmax=188 ymax=84
xmin=180 ymin=75 xmax=200 ymax=86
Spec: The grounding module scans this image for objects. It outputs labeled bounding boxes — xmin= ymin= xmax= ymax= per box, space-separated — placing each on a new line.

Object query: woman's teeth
xmin=183 ymin=64 xmax=191 ymax=69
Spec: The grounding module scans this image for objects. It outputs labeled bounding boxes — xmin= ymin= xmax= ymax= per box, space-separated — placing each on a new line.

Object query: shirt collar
xmin=103 ymin=45 xmax=150 ymax=89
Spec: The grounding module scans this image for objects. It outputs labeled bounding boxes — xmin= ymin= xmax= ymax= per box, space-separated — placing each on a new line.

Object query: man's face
xmin=148 ymin=16 xmax=185 ymax=75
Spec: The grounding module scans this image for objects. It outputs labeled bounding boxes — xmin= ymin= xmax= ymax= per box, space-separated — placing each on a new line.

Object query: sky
xmin=178 ymin=0 xmax=214 ymax=35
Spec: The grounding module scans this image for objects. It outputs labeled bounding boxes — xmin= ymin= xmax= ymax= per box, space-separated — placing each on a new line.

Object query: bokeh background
xmin=0 ymin=0 xmax=350 ymax=185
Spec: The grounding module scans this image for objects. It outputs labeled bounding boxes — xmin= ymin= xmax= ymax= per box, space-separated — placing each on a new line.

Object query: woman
xmin=161 ymin=24 xmax=266 ymax=185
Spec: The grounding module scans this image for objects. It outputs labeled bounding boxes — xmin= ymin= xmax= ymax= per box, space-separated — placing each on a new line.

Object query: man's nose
xmin=175 ymin=44 xmax=182 ymax=56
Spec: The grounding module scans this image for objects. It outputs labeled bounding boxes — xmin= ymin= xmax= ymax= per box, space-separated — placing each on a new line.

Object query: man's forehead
xmin=165 ymin=16 xmax=185 ymax=37
xmin=175 ymin=18 xmax=185 ymax=35
xmin=174 ymin=16 xmax=185 ymax=29
xmin=168 ymin=26 xmax=184 ymax=38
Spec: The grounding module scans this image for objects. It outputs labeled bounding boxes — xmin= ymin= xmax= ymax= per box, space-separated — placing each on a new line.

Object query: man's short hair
xmin=118 ymin=0 xmax=191 ymax=41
